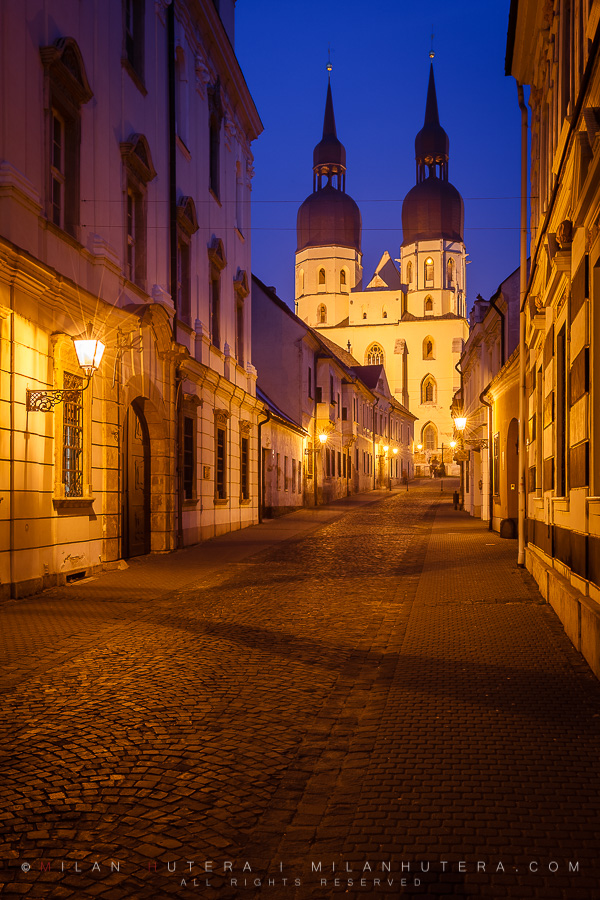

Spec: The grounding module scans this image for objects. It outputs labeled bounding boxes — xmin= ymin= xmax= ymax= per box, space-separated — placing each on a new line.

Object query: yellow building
xmin=507 ymin=0 xmax=600 ymax=677
xmin=0 ymin=0 xmax=262 ymax=598
xmin=295 ymin=68 xmax=469 ymax=474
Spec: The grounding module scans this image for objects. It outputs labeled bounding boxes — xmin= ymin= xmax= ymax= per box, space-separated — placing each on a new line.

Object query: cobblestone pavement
xmin=0 ymin=481 xmax=599 ymax=900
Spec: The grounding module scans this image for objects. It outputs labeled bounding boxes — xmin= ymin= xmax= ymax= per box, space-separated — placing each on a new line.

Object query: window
xmin=423 ymin=423 xmax=437 ymax=452
xmin=423 ymin=336 xmax=434 ymax=359
xmin=284 ymin=456 xmax=289 ymax=491
xmin=176 ymin=197 xmax=198 ymax=324
xmin=406 ymin=260 xmax=413 ymax=284
xmin=425 ymin=257 xmax=434 ymax=283
xmin=447 ymin=257 xmax=455 ymax=286
xmin=291 ymin=458 xmax=296 ymax=494
xmin=123 ymin=0 xmax=145 ymax=83
xmin=366 ymin=343 xmax=385 ymax=366
xmin=208 ymin=81 xmax=223 ymax=198
xmin=317 ymin=304 xmax=327 ymax=324
xmin=63 ymin=373 xmax=84 ymax=497
xmin=41 ymin=38 xmax=93 ymax=238
xmin=276 ymin=453 xmax=281 ymax=489
xmin=421 ymin=375 xmax=436 ymax=404
xmin=318 ymin=268 xmax=326 ymax=285
xmin=493 ymin=432 xmax=500 ymax=496
xmin=340 ymin=269 xmax=348 ymax=291
xmin=183 ymin=415 xmax=195 ymax=500
xmin=307 ymin=442 xmax=313 ymax=478
xmin=208 ymin=238 xmax=226 ymax=350
xmin=175 ymin=47 xmax=188 ymax=146
xmin=382 ymin=307 xmax=388 ymax=319
xmin=424 ymin=296 xmax=434 ymax=315
xmin=234 ymin=269 xmax=249 ymax=367
xmin=121 ymin=134 xmax=157 ymax=290
xmin=240 ymin=435 xmax=250 ymax=500
xmin=308 ymin=367 xmax=312 ymax=398
xmin=337 ymin=451 xmax=341 ymax=476
xmin=215 ymin=421 xmax=227 ymax=500
xmin=362 ymin=312 xmax=367 ymax=320
xmin=235 ymin=161 xmax=244 ymax=234
xmin=298 ymin=460 xmax=302 ymax=493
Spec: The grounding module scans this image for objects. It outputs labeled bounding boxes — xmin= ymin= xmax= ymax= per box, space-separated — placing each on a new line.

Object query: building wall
xmin=0 ymin=0 xmax=262 ymax=598
xmin=509 ymin=0 xmax=600 ymax=677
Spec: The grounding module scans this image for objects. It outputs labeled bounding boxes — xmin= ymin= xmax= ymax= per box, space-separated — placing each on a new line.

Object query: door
xmin=123 ymin=402 xmax=151 ymax=558
xmin=506 ymin=417 xmax=519 ymax=520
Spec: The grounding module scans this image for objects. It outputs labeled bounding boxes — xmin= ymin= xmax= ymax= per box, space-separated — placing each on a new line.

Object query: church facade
xmin=295 ymin=67 xmax=469 ymax=475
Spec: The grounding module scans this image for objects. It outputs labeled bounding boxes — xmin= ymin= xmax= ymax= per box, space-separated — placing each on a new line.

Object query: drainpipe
xmin=257 ymin=410 xmax=270 ymax=523
xmin=480 ymin=384 xmax=493 ymax=531
xmin=372 ymin=401 xmax=377 ymax=490
xmin=175 ymin=366 xmax=184 ymax=548
xmin=517 ymin=82 xmax=528 ymax=567
xmin=9 ymin=298 xmax=15 ymax=598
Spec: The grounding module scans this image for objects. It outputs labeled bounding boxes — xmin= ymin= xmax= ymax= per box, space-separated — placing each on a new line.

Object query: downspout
xmin=480 ymin=384 xmax=493 ymax=531
xmin=517 ymin=82 xmax=528 ymax=566
xmin=372 ymin=400 xmax=377 ymax=490
xmin=167 ymin=0 xmax=182 ymax=548
xmin=9 ymin=298 xmax=15 ymax=597
xmin=257 ymin=410 xmax=270 ymax=523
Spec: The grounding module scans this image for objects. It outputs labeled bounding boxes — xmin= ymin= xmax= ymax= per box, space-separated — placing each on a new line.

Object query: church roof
xmin=365 ymin=252 xmax=402 ymax=290
xmin=313 ymin=81 xmax=346 ymax=169
xmin=314 ymin=331 xmax=360 ymax=367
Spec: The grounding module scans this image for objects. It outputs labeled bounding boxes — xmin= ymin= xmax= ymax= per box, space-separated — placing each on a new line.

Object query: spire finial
xmin=429 ymin=25 xmax=435 ymax=59
xmin=326 ymin=44 xmax=332 ymax=78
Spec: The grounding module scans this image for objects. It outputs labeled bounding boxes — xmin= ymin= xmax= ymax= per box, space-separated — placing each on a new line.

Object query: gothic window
xmin=424 ymin=295 xmax=434 ymax=315
xmin=423 ymin=422 xmax=437 ymax=452
xmin=382 ymin=307 xmax=388 ymax=319
xmin=121 ymin=134 xmax=157 ymax=290
xmin=317 ymin=304 xmax=327 ymax=324
xmin=447 ymin=257 xmax=455 ymax=286
xmin=340 ymin=269 xmax=347 ymax=287
xmin=425 ymin=257 xmax=434 ymax=284
xmin=234 ymin=269 xmax=249 ymax=367
xmin=176 ymin=197 xmax=198 ymax=324
xmin=318 ymin=268 xmax=326 ymax=286
xmin=406 ymin=260 xmax=413 ymax=284
xmin=41 ymin=38 xmax=93 ymax=238
xmin=423 ymin=336 xmax=435 ymax=359
xmin=366 ymin=343 xmax=385 ymax=366
xmin=298 ymin=268 xmax=305 ymax=295
xmin=421 ymin=375 xmax=436 ymax=404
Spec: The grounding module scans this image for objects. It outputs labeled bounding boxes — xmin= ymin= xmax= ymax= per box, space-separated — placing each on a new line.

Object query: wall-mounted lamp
xmin=318 ymin=433 xmax=328 ymax=444
xmin=26 ymin=325 xmax=105 ymax=412
xmin=454 ymin=416 xmax=467 ymax=432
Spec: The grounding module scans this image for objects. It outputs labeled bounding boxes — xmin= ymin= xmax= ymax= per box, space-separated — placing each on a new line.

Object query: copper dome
xmin=401 ymin=176 xmax=463 ymax=246
xmin=297 ymin=184 xmax=361 ymax=251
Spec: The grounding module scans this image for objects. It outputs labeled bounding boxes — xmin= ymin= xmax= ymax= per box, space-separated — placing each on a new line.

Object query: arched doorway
xmin=122 ymin=400 xmax=151 ymax=558
xmin=506 ymin=417 xmax=519 ymax=520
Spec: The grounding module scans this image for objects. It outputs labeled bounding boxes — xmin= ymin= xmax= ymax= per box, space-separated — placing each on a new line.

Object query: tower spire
xmin=424 ymin=63 xmax=440 ymax=126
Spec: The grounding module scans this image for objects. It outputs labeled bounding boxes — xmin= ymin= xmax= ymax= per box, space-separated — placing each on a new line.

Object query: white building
xmin=295 ymin=67 xmax=469 ymax=475
xmin=0 ymin=0 xmax=262 ymax=598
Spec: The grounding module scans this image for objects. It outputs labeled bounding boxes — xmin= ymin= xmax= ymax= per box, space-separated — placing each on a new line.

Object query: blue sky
xmin=235 ymin=0 xmax=521 ymax=312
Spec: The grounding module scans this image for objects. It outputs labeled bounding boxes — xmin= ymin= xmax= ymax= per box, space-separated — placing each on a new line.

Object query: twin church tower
xmin=295 ymin=65 xmax=469 ymax=464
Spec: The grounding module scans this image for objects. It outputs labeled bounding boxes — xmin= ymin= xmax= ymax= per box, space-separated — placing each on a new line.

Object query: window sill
xmin=209 ymin=188 xmax=222 ymax=207
xmin=121 ymin=57 xmax=147 ymax=95
xmin=183 ymin=498 xmax=199 ymax=509
xmin=240 ymin=497 xmax=252 ymax=505
xmin=214 ymin=497 xmax=229 ymax=506
xmin=53 ymin=497 xmax=95 ymax=511
xmin=44 ymin=218 xmax=83 ymax=250
xmin=176 ymin=136 xmax=191 ymax=161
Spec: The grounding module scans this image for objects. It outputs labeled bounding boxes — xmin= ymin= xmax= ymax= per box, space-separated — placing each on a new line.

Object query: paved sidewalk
xmin=0 ymin=482 xmax=599 ymax=900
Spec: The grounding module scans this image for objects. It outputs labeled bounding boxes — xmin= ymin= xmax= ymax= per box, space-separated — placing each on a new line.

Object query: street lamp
xmin=26 ymin=324 xmax=105 ymax=412
xmin=453 ymin=414 xmax=467 ymax=510
xmin=383 ymin=445 xmax=391 ymax=490
xmin=318 ymin=433 xmax=328 ymax=444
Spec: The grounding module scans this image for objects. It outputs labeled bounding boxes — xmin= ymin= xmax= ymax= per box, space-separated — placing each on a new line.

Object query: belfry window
xmin=423 ymin=336 xmax=434 ymax=359
xmin=425 ymin=257 xmax=434 ymax=284
xmin=424 ymin=296 xmax=434 ymax=315
xmin=447 ymin=257 xmax=455 ymax=286
xmin=318 ymin=268 xmax=326 ymax=286
xmin=406 ymin=261 xmax=413 ymax=284
xmin=421 ymin=375 xmax=436 ymax=404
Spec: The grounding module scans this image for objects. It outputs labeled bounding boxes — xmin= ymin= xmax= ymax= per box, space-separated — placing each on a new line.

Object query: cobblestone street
xmin=1 ymin=481 xmax=599 ymax=899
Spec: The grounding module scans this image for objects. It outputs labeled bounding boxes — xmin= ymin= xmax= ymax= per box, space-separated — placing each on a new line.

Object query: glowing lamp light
xmin=318 ymin=433 xmax=328 ymax=444
xmin=417 ymin=443 xmax=423 ymax=451
xmin=393 ymin=448 xmax=398 ymax=455
xmin=450 ymin=440 xmax=457 ymax=449
xmin=454 ymin=416 xmax=467 ymax=431
xmin=383 ymin=445 xmax=389 ymax=453
xmin=74 ymin=337 xmax=105 ymax=377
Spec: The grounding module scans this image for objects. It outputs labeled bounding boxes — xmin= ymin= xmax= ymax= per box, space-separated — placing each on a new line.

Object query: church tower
xmin=400 ymin=64 xmax=467 ymax=321
xmin=295 ymin=78 xmax=362 ymax=327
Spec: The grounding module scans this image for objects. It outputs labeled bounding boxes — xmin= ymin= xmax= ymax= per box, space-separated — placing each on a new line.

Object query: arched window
xmin=447 ymin=257 xmax=455 ymax=286
xmin=423 ymin=422 xmax=437 ymax=452
xmin=382 ymin=307 xmax=388 ymax=319
xmin=318 ymin=268 xmax=326 ymax=285
xmin=362 ymin=309 xmax=367 ymax=320
xmin=298 ymin=268 xmax=304 ymax=294
xmin=406 ymin=260 xmax=412 ymax=284
xmin=366 ymin=343 xmax=385 ymax=366
xmin=424 ymin=295 xmax=434 ymax=315
xmin=421 ymin=374 xmax=436 ymax=404
xmin=425 ymin=257 xmax=434 ymax=283
xmin=423 ymin=336 xmax=434 ymax=359
xmin=340 ymin=269 xmax=346 ymax=288
xmin=317 ymin=303 xmax=327 ymax=324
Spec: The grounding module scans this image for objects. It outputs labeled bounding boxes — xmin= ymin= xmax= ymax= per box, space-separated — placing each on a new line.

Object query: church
xmin=294 ymin=65 xmax=469 ymax=475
